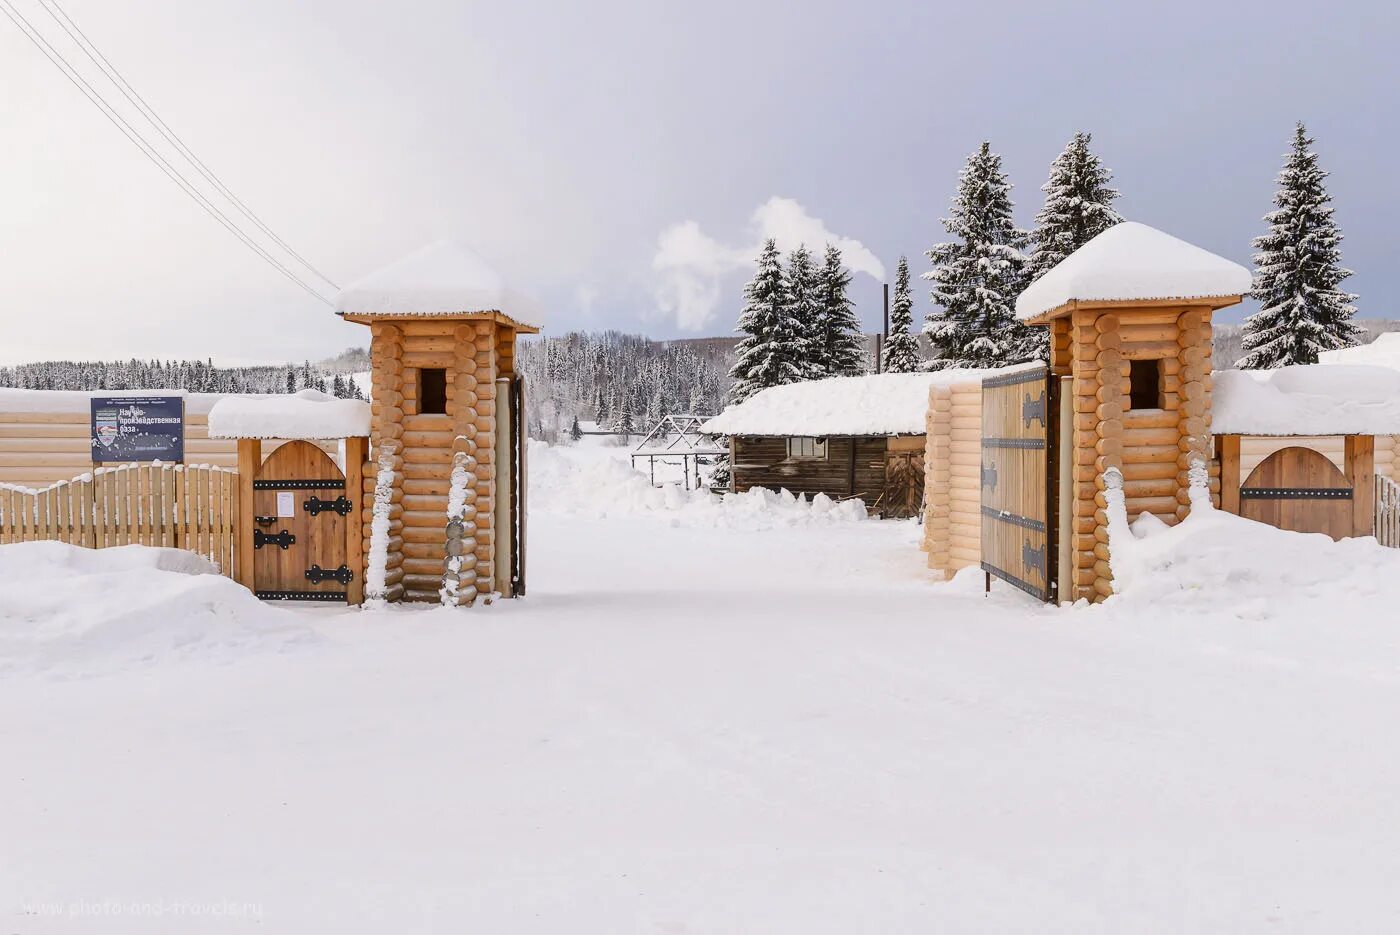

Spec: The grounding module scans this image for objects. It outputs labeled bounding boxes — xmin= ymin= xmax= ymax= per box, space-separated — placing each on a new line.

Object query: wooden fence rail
xmin=0 ymin=463 xmax=239 ymax=575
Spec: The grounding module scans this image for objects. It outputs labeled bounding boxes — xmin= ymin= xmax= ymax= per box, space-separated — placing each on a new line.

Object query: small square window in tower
xmin=419 ymin=367 xmax=447 ymax=415
xmin=1129 ymin=359 xmax=1164 ymax=410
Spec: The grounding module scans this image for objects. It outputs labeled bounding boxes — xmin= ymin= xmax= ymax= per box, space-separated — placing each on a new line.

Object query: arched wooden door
xmin=252 ymin=441 xmax=351 ymax=601
xmin=1241 ymin=446 xmax=1354 ymax=539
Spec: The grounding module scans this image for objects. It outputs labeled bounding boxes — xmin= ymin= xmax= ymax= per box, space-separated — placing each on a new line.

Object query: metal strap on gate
xmin=252 ymin=479 xmax=346 ymax=490
xmin=1241 ymin=487 xmax=1352 ymax=500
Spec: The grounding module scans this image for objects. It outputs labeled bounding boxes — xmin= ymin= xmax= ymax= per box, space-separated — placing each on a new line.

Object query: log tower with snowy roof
xmin=336 ymin=242 xmax=540 ymax=604
xmin=1015 ymin=223 xmax=1250 ymax=602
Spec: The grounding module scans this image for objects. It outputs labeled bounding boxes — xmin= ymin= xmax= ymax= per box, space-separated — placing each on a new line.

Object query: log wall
xmin=363 ymin=317 xmax=512 ymax=603
xmin=922 ymin=379 xmax=983 ymax=579
xmin=731 ymin=435 xmax=894 ymax=507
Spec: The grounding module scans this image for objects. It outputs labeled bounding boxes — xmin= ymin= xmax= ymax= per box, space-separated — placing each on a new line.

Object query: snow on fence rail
xmin=0 ymin=462 xmax=238 ymax=575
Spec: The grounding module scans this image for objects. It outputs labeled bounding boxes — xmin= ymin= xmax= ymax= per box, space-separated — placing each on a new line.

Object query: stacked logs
xmin=1176 ymin=308 xmax=1213 ymax=519
xmin=922 ymin=383 xmax=952 ymax=575
xmin=1069 ymin=308 xmax=1103 ymax=602
xmin=470 ymin=322 xmax=497 ymax=597
xmin=446 ymin=324 xmax=481 ymax=604
xmin=365 ymin=322 xmax=406 ymax=601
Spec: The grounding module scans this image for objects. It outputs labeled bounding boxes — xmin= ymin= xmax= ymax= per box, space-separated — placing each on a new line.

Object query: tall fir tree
xmin=880 ymin=256 xmax=920 ymax=373
xmin=784 ymin=245 xmax=825 ymax=378
xmin=1238 ymin=123 xmax=1361 ymax=369
xmin=1027 ymin=131 xmax=1123 ymax=281
xmin=728 ymin=239 xmax=804 ymax=403
xmin=922 ymin=142 xmax=1038 ymax=368
xmin=814 ymin=244 xmax=866 ymax=377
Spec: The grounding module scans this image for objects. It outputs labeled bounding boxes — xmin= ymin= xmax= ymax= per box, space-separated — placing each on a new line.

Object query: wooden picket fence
xmin=0 ymin=462 xmax=239 ymax=575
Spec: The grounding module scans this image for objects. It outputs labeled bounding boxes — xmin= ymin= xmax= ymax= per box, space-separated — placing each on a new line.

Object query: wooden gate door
xmin=882 ymin=451 xmax=926 ymax=519
xmin=252 ymin=441 xmax=352 ymax=602
xmin=981 ymin=366 xmax=1055 ymax=601
xmin=1241 ymin=446 xmax=1354 ymax=539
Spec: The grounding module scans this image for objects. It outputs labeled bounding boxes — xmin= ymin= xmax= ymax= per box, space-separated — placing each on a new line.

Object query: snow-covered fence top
xmin=1015 ymin=222 xmax=1251 ymax=322
xmin=1213 ymin=365 xmax=1400 ymax=436
xmin=207 ymin=389 xmax=370 ymax=440
xmin=702 ymin=369 xmax=1009 ymax=438
xmin=1320 ymin=332 xmax=1400 ymax=368
xmin=0 ymin=387 xmax=225 ymax=415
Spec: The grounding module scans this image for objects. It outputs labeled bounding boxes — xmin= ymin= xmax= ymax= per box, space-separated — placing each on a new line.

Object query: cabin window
xmin=419 ymin=367 xmax=448 ymax=415
xmin=1129 ymin=359 xmax=1164 ymax=410
xmin=787 ymin=436 xmax=827 ymax=460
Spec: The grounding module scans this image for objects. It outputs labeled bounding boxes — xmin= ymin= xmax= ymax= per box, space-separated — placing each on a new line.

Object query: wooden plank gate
xmin=1239 ymin=445 xmax=1357 ymax=540
xmin=980 ymin=366 xmax=1056 ymax=601
xmin=0 ymin=462 xmax=238 ymax=573
xmin=250 ymin=440 xmax=354 ymax=602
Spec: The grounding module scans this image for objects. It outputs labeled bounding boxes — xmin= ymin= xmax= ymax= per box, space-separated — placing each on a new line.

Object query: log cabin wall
xmin=921 ymin=380 xmax=984 ymax=578
xmin=1062 ymin=303 xmax=1219 ymax=602
xmin=731 ymin=435 xmax=896 ymax=508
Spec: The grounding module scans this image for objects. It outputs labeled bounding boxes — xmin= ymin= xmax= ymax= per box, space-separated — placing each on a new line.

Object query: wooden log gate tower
xmin=998 ymin=222 xmax=1252 ymax=603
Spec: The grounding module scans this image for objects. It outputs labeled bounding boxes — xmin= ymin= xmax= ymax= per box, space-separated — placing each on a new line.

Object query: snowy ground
xmin=5 ymin=444 xmax=1400 ymax=932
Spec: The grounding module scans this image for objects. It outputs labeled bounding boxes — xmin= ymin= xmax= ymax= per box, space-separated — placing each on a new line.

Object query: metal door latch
xmin=255 ymin=516 xmax=278 ymax=527
xmin=305 ymin=564 xmax=353 ymax=585
xmin=302 ymin=495 xmax=352 ymax=517
xmin=254 ymin=529 xmax=295 ymax=550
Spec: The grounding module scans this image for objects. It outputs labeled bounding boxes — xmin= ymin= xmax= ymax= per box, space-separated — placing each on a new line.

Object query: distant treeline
xmin=0 ymin=353 xmax=366 ymax=398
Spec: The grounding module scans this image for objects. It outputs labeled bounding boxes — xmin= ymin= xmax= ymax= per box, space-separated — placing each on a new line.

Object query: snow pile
xmin=703 ymin=369 xmax=999 ymax=437
xmin=0 ymin=387 xmax=223 ymax=414
xmin=0 ymin=542 xmax=314 ymax=674
xmin=334 ymin=240 xmax=543 ymax=326
xmin=1100 ymin=485 xmax=1400 ymax=616
xmin=1213 ymin=364 xmax=1400 ymax=435
xmin=207 ymin=388 xmax=370 ymax=439
xmin=1015 ymin=221 xmax=1251 ymax=321
xmin=1320 ymin=331 xmax=1400 ymax=368
xmin=529 ymin=441 xmax=869 ymax=529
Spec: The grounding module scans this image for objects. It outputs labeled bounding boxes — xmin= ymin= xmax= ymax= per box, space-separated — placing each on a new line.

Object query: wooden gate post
xmin=1346 ymin=434 xmax=1376 ymax=536
xmin=344 ymin=436 xmax=367 ymax=605
xmin=235 ymin=438 xmax=260 ymax=591
xmin=1216 ymin=434 xmax=1241 ymax=515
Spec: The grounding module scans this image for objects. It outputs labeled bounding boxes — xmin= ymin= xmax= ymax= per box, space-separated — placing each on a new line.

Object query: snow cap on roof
xmin=334 ymin=240 xmax=541 ymax=326
xmin=702 ymin=369 xmax=1020 ymax=438
xmin=1213 ymin=365 xmax=1400 ymax=436
xmin=1319 ymin=332 xmax=1400 ymax=368
xmin=207 ymin=390 xmax=370 ymax=440
xmin=1015 ymin=222 xmax=1251 ymax=321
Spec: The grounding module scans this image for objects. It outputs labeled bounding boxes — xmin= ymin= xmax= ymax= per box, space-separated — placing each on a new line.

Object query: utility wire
xmin=34 ymin=0 xmax=339 ymax=290
xmin=0 ymin=0 xmax=335 ymax=306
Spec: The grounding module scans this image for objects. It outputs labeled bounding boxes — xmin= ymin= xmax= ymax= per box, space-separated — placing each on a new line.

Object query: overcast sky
xmin=2 ymin=0 xmax=1396 ymax=366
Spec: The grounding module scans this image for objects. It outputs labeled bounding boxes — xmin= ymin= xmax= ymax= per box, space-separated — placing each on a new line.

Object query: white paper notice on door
xmin=276 ymin=491 xmax=296 ymax=518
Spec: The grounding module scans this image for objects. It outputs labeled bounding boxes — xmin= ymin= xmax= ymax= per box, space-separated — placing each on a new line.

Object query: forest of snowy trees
xmin=516 ymin=331 xmax=729 ymax=443
xmin=0 ymin=356 xmax=366 ymax=398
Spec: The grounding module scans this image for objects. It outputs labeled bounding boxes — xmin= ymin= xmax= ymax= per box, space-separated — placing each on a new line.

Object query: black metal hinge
xmin=303 ymin=494 xmax=352 ymax=516
xmin=254 ymin=529 xmax=295 ymax=550
xmin=253 ymin=479 xmax=346 ymax=490
xmin=305 ymin=564 xmax=353 ymax=585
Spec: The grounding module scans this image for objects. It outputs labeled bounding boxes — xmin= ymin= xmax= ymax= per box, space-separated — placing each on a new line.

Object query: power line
xmin=0 ymin=0 xmax=335 ymax=306
xmin=34 ymin=0 xmax=339 ymax=290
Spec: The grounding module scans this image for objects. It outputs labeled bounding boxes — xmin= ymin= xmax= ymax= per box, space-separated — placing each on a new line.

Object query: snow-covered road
xmin=5 ymin=462 xmax=1400 ymax=932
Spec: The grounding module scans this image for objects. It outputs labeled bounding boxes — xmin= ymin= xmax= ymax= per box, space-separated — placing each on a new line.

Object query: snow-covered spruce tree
xmin=782 ymin=244 xmax=825 ymax=379
xmin=880 ymin=256 xmax=921 ymax=373
xmin=1027 ymin=131 xmax=1123 ymax=282
xmin=815 ymin=244 xmax=866 ymax=377
xmin=923 ymin=142 xmax=1039 ymax=368
xmin=729 ymin=239 xmax=805 ymax=403
xmin=569 ymin=416 xmax=583 ymax=441
xmin=1238 ymin=123 xmax=1361 ymax=369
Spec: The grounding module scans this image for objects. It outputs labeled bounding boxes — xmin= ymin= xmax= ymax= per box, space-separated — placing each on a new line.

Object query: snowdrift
xmin=529 ymin=441 xmax=869 ymax=529
xmin=1101 ymin=499 xmax=1400 ymax=618
xmin=0 ymin=542 xmax=315 ymax=675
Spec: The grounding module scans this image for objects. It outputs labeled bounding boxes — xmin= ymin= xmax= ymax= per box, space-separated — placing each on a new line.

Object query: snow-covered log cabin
xmin=703 ymin=373 xmax=954 ymax=518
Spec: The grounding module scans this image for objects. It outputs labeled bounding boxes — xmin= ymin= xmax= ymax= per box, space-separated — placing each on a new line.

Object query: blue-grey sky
xmin=1 ymin=0 xmax=1395 ymax=365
